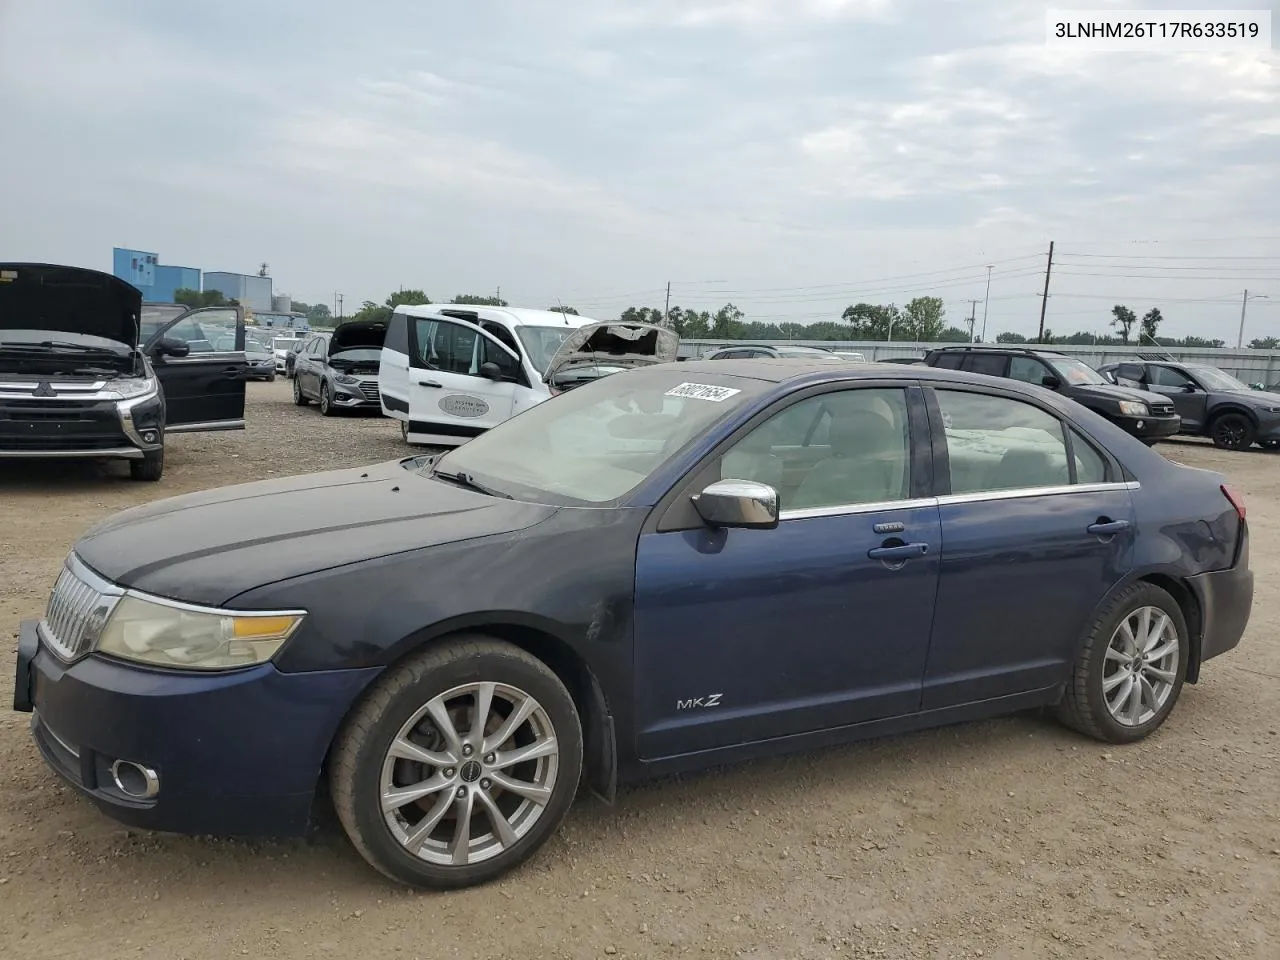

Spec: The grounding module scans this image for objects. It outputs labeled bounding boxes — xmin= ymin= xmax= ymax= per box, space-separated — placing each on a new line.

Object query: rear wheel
xmin=129 ymin=448 xmax=164 ymax=482
xmin=331 ymin=637 xmax=582 ymax=889
xmin=1209 ymin=412 xmax=1255 ymax=451
xmin=293 ymin=377 xmax=309 ymax=406
xmin=1054 ymin=581 xmax=1188 ymax=744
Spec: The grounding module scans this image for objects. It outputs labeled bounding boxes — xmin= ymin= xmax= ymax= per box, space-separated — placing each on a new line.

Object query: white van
xmin=378 ymin=304 xmax=677 ymax=445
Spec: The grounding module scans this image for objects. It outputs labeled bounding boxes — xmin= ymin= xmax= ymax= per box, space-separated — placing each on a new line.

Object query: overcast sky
xmin=2 ymin=0 xmax=1276 ymax=340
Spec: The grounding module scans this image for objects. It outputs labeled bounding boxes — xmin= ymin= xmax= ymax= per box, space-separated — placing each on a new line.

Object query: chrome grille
xmin=358 ymin=381 xmax=380 ymax=401
xmin=1150 ymin=403 xmax=1176 ymax=415
xmin=39 ymin=556 xmax=122 ymax=662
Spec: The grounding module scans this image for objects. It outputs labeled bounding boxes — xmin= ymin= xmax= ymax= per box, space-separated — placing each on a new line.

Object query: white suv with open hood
xmin=378 ymin=304 xmax=677 ymax=446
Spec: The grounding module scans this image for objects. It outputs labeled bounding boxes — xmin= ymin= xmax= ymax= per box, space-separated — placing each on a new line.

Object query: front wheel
xmin=1210 ymin=412 xmax=1255 ymax=451
xmin=330 ymin=637 xmax=583 ymax=889
xmin=319 ymin=383 xmax=335 ymax=416
xmin=129 ymin=448 xmax=164 ymax=482
xmin=1054 ymin=581 xmax=1188 ymax=744
xmin=293 ymin=377 xmax=309 ymax=406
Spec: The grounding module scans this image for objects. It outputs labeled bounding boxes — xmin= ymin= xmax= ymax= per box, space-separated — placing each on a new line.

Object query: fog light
xmin=1136 ymin=420 xmax=1145 ymax=429
xmin=142 ymin=430 xmax=158 ymax=443
xmin=110 ymin=759 xmax=160 ymax=799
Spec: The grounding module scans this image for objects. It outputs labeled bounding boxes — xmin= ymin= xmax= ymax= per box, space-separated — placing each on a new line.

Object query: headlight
xmin=334 ymin=374 xmax=359 ymax=384
xmin=95 ymin=594 xmax=305 ymax=670
xmin=104 ymin=377 xmax=158 ymax=401
xmin=1118 ymin=401 xmax=1148 ymax=416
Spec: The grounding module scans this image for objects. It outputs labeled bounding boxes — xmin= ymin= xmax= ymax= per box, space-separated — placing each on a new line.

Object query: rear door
xmin=379 ymin=313 xmax=412 ymax=419
xmin=405 ymin=316 xmax=524 ymax=442
xmin=921 ymin=385 xmax=1135 ymax=708
xmin=959 ymin=352 xmax=1010 ymax=379
xmin=148 ymin=306 xmax=248 ymax=431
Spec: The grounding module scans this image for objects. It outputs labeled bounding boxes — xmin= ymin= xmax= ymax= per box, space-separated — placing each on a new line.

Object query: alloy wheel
xmin=320 ymin=385 xmax=330 ymax=414
xmin=1211 ymin=415 xmax=1250 ymax=450
xmin=379 ymin=681 xmax=560 ymax=867
xmin=1102 ymin=605 xmax=1180 ymax=727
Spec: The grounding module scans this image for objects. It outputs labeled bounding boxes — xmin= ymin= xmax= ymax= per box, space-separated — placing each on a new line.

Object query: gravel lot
xmin=2 ymin=379 xmax=1277 ymax=960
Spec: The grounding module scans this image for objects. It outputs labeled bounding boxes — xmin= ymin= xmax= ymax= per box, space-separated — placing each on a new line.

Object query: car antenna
xmin=556 ymin=298 xmax=570 ymax=325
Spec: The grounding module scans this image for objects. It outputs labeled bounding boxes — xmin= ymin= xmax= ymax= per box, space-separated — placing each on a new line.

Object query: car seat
xmin=790 ymin=410 xmax=905 ymax=508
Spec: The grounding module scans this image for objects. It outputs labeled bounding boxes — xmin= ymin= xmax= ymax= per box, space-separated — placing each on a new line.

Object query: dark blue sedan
xmin=13 ymin=359 xmax=1254 ymax=889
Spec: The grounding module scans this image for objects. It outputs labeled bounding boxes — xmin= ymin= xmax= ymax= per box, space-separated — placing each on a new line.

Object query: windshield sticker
xmin=665 ymin=382 xmax=742 ymax=402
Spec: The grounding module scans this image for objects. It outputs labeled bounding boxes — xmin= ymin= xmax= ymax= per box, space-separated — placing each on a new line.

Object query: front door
xmin=149 ymin=306 xmax=248 ymax=431
xmin=1144 ymin=364 xmax=1209 ymax=431
xmin=405 ymin=316 xmax=525 ymax=444
xmin=633 ymin=384 xmax=941 ymax=759
xmin=921 ymin=386 xmax=1135 ymax=709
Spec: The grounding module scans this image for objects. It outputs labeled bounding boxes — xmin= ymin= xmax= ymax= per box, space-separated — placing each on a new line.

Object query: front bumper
xmin=330 ymin=383 xmax=380 ymax=408
xmin=14 ymin=619 xmax=380 ymax=836
xmin=1110 ymin=412 xmax=1181 ymax=440
xmin=0 ymin=394 xmax=163 ymax=458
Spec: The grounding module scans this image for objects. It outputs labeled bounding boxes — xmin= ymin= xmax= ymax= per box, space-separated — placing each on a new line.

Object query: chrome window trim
xmin=775 ymin=480 xmax=1139 ymax=521
xmin=159 ymin=351 xmax=246 ymax=364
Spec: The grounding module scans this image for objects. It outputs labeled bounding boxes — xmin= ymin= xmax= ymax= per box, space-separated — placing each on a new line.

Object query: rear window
xmin=932 ymin=353 xmax=964 ymax=369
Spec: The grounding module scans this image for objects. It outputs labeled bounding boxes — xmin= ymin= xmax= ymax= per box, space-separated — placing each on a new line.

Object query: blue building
xmin=112 ymin=248 xmax=201 ymax=304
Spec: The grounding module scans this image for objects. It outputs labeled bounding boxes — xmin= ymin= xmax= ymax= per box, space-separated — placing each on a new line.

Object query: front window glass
xmin=1185 ymin=365 xmax=1248 ymax=392
xmin=141 ymin=304 xmax=186 ymax=342
xmin=720 ymin=388 xmax=911 ymax=509
xmin=433 ymin=370 xmax=761 ymax=504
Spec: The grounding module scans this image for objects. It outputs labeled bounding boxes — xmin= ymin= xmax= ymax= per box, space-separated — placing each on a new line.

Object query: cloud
xmin=0 ymin=0 xmax=1277 ymax=340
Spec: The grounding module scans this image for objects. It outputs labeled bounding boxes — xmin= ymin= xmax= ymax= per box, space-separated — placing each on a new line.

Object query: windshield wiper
xmin=432 ymin=469 xmax=512 ymax=499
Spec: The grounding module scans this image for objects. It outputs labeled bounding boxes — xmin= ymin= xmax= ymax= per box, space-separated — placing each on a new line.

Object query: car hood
xmin=331 ymin=319 xmax=387 ymax=352
xmin=543 ymin=322 xmax=679 ymax=382
xmin=0 ymin=263 xmax=141 ymax=348
xmin=1237 ymin=388 xmax=1280 ymax=406
xmin=73 ymin=459 xmax=557 ymax=606
xmin=1069 ymin=382 xmax=1171 ymax=407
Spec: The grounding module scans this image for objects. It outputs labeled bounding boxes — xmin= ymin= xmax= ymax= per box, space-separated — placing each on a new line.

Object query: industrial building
xmin=110 ymin=247 xmax=275 ymax=311
xmin=112 ymin=248 xmax=201 ymax=304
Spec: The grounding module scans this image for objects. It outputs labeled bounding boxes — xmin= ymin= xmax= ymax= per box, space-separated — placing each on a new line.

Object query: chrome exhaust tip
xmin=110 ymin=759 xmax=160 ymax=799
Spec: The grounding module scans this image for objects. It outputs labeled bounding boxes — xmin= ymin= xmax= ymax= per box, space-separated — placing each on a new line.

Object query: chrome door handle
xmin=867 ymin=542 xmax=928 ymax=562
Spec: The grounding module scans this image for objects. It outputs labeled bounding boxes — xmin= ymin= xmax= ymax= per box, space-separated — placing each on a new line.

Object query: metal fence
xmin=677 ymin=340 xmax=1280 ymax=385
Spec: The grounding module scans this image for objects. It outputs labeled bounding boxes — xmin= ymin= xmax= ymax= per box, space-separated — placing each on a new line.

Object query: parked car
xmin=543 ymin=321 xmax=677 ymax=395
xmin=272 ymin=335 xmax=306 ymax=375
xmin=14 ymin=359 xmax=1252 ymax=888
xmin=293 ymin=321 xmax=385 ymax=415
xmin=878 ymin=356 xmax=924 ymax=365
xmin=284 ymin=337 xmax=312 ymax=378
xmin=244 ymin=339 xmax=276 ymax=381
xmin=831 ymin=350 xmax=868 ymax=362
xmin=378 ymin=305 xmax=674 ymax=445
xmin=1 ymin=263 xmax=248 ymax=480
xmin=703 ymin=344 xmax=838 ymax=360
xmin=923 ymin=346 xmax=1180 ymax=445
xmin=1098 ymin=359 xmax=1280 ymax=451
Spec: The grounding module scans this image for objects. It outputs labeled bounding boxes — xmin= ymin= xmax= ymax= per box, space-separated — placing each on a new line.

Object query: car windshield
xmin=775 ymin=346 xmax=832 ymax=357
xmin=1047 ymin=357 xmax=1107 ymax=385
xmin=245 ymin=342 xmax=271 ymax=357
xmin=516 ymin=325 xmax=576 ymax=374
xmin=431 ymin=368 xmax=762 ymax=505
xmin=1181 ymin=365 xmax=1247 ymax=392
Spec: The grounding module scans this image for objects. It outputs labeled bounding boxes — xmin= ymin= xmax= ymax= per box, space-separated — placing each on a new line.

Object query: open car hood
xmin=543 ymin=321 xmax=679 ymax=383
xmin=331 ymin=319 xmax=388 ymax=352
xmin=0 ymin=263 xmax=141 ymax=348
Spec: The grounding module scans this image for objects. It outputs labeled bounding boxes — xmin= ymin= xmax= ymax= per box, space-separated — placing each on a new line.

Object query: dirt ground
xmin=1 ymin=379 xmax=1277 ymax=960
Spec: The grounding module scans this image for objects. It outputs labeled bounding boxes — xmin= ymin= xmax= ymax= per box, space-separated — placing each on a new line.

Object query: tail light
xmin=1221 ymin=484 xmax=1246 ymax=523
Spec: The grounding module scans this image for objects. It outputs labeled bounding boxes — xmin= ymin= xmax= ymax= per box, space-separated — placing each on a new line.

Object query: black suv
xmin=922 ymin=346 xmax=1180 ymax=445
xmin=1098 ymin=359 xmax=1280 ymax=451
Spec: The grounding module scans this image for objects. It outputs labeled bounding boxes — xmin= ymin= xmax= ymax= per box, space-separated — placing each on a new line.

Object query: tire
xmin=1053 ymin=581 xmax=1189 ymax=744
xmin=319 ymin=383 xmax=335 ymax=416
xmin=1209 ymin=411 xmax=1255 ymax=451
xmin=331 ymin=637 xmax=582 ymax=889
xmin=293 ymin=377 xmax=309 ymax=406
xmin=400 ymin=420 xmax=412 ymax=444
xmin=268 ymin=373 xmax=276 ymax=382
xmin=129 ymin=448 xmax=164 ymax=482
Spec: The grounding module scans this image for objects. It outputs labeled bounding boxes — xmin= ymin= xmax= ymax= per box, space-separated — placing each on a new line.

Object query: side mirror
xmin=1116 ymin=362 xmax=1144 ymax=382
xmin=479 ymin=361 xmax=503 ymax=381
xmin=692 ymin=479 xmax=779 ymax=530
xmin=1183 ymin=382 xmax=1198 ymax=393
xmin=1040 ymin=375 xmax=1061 ymax=390
xmin=153 ymin=337 xmax=190 ymax=358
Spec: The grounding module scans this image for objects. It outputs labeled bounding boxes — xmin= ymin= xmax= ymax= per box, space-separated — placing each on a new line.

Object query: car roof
xmin=393 ymin=304 xmax=601 ymax=329
xmin=933 ymin=345 xmax=1070 ymax=358
xmin=674 ymin=356 xmax=1057 ymax=390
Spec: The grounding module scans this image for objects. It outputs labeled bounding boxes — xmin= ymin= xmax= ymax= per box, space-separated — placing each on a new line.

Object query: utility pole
xmin=336 ymin=293 xmax=344 ymax=321
xmin=887 ymin=301 xmax=897 ymax=343
xmin=664 ymin=281 xmax=671 ymax=325
xmin=1238 ymin=290 xmax=1270 ymax=348
xmin=1037 ymin=242 xmax=1055 ymax=342
xmin=962 ymin=299 xmax=980 ymax=342
xmin=980 ymin=265 xmax=994 ymax=341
